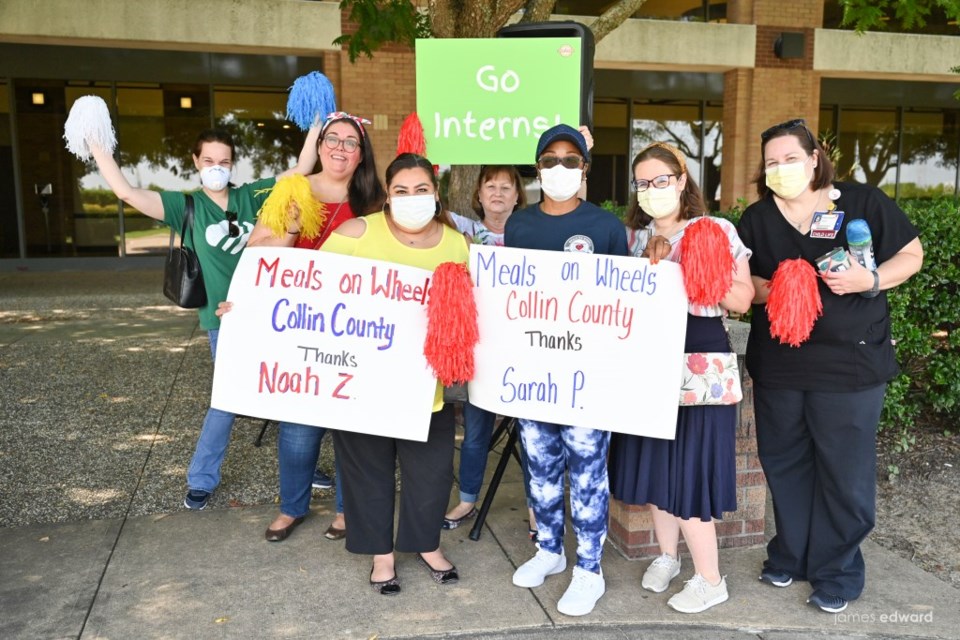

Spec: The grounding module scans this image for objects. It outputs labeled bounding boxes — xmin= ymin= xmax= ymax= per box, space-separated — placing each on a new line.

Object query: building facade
xmin=1 ymin=0 xmax=958 ymax=262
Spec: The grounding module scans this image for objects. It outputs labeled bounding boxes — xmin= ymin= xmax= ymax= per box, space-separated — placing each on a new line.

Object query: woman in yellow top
xmin=321 ymin=153 xmax=470 ymax=595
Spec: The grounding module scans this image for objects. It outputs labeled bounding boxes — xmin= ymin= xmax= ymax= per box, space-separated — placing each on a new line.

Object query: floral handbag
xmin=679 ymin=352 xmax=743 ymax=406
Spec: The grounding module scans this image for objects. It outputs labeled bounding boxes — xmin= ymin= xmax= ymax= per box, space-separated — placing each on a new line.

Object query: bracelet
xmin=870 ymin=270 xmax=880 ymax=294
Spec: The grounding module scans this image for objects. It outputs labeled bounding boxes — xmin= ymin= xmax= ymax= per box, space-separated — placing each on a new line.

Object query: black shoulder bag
xmin=163 ymin=194 xmax=207 ymax=308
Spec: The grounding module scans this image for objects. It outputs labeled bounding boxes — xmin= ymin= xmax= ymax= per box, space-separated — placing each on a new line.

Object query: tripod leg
xmin=254 ymin=420 xmax=270 ymax=447
xmin=469 ymin=418 xmax=519 ymax=541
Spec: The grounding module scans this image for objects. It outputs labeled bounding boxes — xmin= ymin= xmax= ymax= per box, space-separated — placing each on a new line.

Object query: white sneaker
xmin=512 ymin=548 xmax=566 ymax=588
xmin=557 ymin=566 xmax=606 ymax=616
xmin=641 ymin=553 xmax=681 ymax=593
xmin=667 ymin=574 xmax=729 ymax=613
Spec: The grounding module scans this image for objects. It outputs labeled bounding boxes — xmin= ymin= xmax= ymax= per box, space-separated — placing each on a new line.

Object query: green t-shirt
xmin=159 ymin=177 xmax=276 ymax=329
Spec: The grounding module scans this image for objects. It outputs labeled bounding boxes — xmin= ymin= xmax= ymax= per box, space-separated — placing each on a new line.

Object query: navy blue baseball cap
xmin=535 ymin=124 xmax=590 ymax=164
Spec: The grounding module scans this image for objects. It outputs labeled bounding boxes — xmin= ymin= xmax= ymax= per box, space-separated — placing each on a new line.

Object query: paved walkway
xmin=0 ymin=266 xmax=956 ymax=639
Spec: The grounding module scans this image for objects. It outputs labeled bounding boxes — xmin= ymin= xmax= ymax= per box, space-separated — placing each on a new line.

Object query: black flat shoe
xmin=370 ymin=567 xmax=401 ymax=595
xmin=264 ymin=516 xmax=304 ymax=542
xmin=417 ymin=553 xmax=459 ymax=584
xmin=441 ymin=507 xmax=477 ymax=530
xmin=324 ymin=524 xmax=346 ymax=541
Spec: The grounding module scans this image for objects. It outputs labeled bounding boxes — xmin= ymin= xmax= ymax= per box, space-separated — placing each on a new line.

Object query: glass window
xmin=214 ymin=87 xmax=299 ymax=185
xmin=899 ymin=109 xmax=958 ymax=197
xmin=554 ymin=0 xmax=727 ymax=22
xmin=65 ymin=84 xmax=119 ymax=256
xmin=836 ymin=108 xmax=898 ymax=196
xmin=0 ymin=81 xmax=17 ymax=258
xmin=631 ymin=100 xmax=723 ymax=209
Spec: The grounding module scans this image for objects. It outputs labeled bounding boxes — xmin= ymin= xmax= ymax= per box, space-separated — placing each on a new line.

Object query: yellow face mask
xmin=765 ymin=156 xmax=812 ymax=200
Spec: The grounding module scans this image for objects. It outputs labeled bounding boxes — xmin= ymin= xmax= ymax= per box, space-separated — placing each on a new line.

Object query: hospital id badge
xmin=810 ymin=210 xmax=844 ymax=239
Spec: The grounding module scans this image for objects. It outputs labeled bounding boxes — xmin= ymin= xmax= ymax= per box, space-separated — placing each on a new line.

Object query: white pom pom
xmin=63 ymin=96 xmax=116 ymax=161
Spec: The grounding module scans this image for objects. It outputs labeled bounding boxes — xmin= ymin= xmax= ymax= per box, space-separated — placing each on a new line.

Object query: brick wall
xmin=608 ymin=371 xmax=767 ymax=558
xmin=719 ymin=0 xmax=825 ymax=209
xmin=337 ymin=9 xmax=418 ymax=173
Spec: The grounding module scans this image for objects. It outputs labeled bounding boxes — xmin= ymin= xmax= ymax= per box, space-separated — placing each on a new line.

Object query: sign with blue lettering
xmin=211 ymin=247 xmax=438 ymax=441
xmin=467 ymin=245 xmax=688 ymax=439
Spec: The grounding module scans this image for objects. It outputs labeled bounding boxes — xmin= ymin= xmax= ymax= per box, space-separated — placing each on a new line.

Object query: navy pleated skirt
xmin=609 ymin=315 xmax=737 ymax=522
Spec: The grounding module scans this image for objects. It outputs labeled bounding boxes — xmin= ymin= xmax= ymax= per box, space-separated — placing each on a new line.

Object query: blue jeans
xmin=186 ymin=329 xmax=236 ymax=493
xmin=278 ymin=421 xmax=344 ymax=518
xmin=519 ymin=418 xmax=610 ymax=573
xmin=460 ymin=403 xmax=534 ymax=507
xmin=458 ymin=402 xmax=495 ymax=503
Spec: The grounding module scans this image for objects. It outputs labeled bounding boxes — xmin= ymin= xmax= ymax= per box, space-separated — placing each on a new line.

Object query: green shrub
xmin=884 ymin=197 xmax=960 ymax=433
xmin=599 ymin=199 xmax=627 ymax=221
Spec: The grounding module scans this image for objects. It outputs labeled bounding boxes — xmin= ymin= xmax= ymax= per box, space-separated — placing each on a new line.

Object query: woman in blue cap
xmin=505 ymin=123 xmax=627 ymax=617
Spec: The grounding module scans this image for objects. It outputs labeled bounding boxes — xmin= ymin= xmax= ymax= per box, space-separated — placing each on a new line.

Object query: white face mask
xmin=765 ymin=157 xmax=812 ymax=200
xmin=390 ymin=194 xmax=436 ymax=231
xmin=200 ymin=165 xmax=231 ymax=192
xmin=637 ymin=185 xmax=681 ymax=219
xmin=539 ymin=165 xmax=583 ymax=202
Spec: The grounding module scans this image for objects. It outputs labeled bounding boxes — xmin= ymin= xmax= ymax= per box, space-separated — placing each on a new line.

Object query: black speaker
xmin=496 ymin=21 xmax=595 ymax=131
xmin=774 ymin=32 xmax=805 ymax=59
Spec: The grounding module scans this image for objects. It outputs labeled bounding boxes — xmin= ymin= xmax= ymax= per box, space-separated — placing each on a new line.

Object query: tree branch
xmin=589 ymin=0 xmax=646 ymax=43
xmin=519 ymin=0 xmax=556 ymax=24
xmin=492 ymin=0 xmax=528 ymax=30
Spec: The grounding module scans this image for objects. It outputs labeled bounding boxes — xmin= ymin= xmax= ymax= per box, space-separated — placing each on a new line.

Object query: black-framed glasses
xmin=322 ymin=133 xmax=360 ymax=153
xmin=537 ymin=154 xmax=584 ymax=170
xmin=225 ymin=211 xmax=240 ymax=238
xmin=632 ymin=174 xmax=677 ymax=192
xmin=760 ymin=118 xmax=815 ymax=145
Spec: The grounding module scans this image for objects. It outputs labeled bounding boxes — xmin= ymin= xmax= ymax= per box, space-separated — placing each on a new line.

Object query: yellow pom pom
xmin=258 ymin=174 xmax=326 ymax=239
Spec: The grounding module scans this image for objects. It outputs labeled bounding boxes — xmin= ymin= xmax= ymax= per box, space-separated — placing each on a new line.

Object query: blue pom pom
xmin=286 ymin=71 xmax=337 ymax=131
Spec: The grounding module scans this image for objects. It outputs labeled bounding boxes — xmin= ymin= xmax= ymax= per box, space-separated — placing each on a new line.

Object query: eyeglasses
xmin=225 ymin=211 xmax=240 ymax=238
xmin=537 ymin=155 xmax=583 ymax=170
xmin=632 ymin=174 xmax=676 ymax=192
xmin=760 ymin=118 xmax=815 ymax=146
xmin=322 ymin=134 xmax=360 ymax=153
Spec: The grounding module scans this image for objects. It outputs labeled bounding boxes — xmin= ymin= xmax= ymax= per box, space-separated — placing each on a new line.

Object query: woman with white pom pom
xmin=84 ymin=115 xmax=321 ymax=512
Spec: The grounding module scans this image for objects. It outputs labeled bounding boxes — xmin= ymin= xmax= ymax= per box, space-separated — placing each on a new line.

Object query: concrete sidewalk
xmin=0 ymin=267 xmax=956 ymax=640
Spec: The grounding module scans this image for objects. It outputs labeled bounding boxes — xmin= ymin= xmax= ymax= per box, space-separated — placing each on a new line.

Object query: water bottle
xmin=846 ymin=219 xmax=879 ymax=298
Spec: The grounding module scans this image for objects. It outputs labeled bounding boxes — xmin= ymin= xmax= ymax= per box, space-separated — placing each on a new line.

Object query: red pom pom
xmin=397 ymin=112 xmax=426 ymax=157
xmin=679 ymin=218 xmax=734 ymax=306
xmin=424 ymin=261 xmax=478 ymax=386
xmin=767 ymin=258 xmax=823 ymax=347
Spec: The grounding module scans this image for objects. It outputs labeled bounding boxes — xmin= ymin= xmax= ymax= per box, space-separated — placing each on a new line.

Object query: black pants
xmin=754 ymin=383 xmax=885 ymax=600
xmin=332 ymin=404 xmax=454 ymax=555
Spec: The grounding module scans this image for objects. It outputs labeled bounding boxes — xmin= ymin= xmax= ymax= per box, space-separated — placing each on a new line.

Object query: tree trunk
xmin=447 ymin=165 xmax=480 ymax=219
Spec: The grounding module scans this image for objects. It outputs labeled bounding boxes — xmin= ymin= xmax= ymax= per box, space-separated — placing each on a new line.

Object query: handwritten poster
xmin=416 ymin=38 xmax=581 ymax=164
xmin=211 ymin=247 xmax=438 ymax=441
xmin=467 ymin=245 xmax=689 ymax=439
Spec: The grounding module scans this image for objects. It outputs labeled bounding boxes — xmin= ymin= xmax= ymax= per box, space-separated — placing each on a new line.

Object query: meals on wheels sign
xmin=416 ymin=38 xmax=581 ymax=164
xmin=468 ymin=245 xmax=689 ymax=439
xmin=211 ymin=247 xmax=438 ymax=441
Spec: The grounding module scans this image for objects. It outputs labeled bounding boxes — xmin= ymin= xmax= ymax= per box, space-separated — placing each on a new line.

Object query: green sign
xmin=416 ymin=38 xmax=582 ymax=165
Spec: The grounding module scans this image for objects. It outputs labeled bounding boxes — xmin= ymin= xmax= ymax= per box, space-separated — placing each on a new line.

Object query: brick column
xmin=719 ymin=0 xmax=824 ymax=210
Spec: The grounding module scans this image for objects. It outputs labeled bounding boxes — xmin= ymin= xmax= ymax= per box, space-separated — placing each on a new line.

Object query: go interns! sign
xmin=416 ymin=38 xmax=582 ymax=164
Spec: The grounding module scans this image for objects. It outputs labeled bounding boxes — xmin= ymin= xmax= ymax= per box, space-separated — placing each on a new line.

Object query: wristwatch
xmin=869 ymin=270 xmax=880 ymax=295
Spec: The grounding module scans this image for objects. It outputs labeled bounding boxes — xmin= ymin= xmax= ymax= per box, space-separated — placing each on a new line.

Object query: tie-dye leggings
xmin=518 ymin=418 xmax=610 ymax=573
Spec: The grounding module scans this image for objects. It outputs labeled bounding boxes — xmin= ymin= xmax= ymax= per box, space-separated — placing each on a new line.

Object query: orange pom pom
xmin=679 ymin=218 xmax=735 ymax=306
xmin=424 ymin=262 xmax=478 ymax=386
xmin=767 ymin=258 xmax=823 ymax=347
xmin=397 ymin=112 xmax=426 ymax=157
